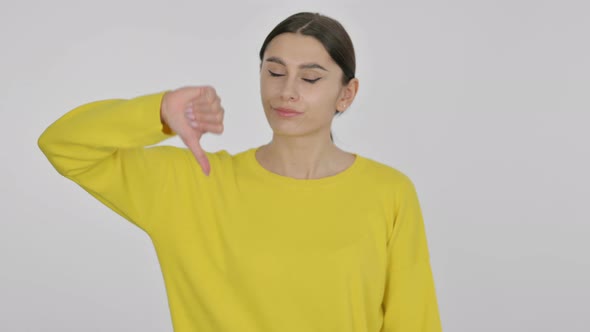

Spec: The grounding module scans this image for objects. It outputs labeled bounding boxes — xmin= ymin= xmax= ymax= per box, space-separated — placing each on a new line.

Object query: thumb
xmin=181 ymin=134 xmax=210 ymax=176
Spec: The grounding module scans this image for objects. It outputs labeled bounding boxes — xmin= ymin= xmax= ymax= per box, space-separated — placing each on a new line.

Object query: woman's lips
xmin=274 ymin=107 xmax=302 ymax=118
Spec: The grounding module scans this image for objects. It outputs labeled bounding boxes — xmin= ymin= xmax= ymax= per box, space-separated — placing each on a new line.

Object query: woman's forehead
xmin=263 ymin=33 xmax=336 ymax=68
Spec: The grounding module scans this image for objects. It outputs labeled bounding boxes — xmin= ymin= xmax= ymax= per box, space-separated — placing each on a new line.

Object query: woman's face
xmin=260 ymin=33 xmax=351 ymax=139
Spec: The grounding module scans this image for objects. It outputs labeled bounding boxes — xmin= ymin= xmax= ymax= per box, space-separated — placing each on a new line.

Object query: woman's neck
xmin=255 ymin=135 xmax=354 ymax=179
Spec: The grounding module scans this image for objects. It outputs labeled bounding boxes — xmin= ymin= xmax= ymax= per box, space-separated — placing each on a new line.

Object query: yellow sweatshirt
xmin=38 ymin=91 xmax=442 ymax=332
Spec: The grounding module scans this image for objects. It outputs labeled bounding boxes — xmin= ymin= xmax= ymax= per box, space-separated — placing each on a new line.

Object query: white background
xmin=2 ymin=0 xmax=589 ymax=331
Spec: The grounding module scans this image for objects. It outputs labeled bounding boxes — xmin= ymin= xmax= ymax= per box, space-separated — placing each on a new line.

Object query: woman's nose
xmin=280 ymin=77 xmax=299 ymax=101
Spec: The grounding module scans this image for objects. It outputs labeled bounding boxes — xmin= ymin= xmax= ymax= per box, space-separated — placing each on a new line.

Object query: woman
xmin=38 ymin=12 xmax=442 ymax=332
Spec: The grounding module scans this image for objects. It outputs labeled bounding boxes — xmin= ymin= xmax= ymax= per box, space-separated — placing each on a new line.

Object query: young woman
xmin=39 ymin=12 xmax=442 ymax=332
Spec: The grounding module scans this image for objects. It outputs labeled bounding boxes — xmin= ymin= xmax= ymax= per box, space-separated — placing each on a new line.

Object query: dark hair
xmin=259 ymin=12 xmax=357 ymax=141
xmin=259 ymin=12 xmax=356 ymax=86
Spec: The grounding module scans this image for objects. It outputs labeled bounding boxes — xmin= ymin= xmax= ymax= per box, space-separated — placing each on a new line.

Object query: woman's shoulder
xmin=356 ymin=153 xmax=416 ymax=188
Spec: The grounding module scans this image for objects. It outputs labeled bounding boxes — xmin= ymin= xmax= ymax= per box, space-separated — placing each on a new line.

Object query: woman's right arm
xmin=38 ymin=91 xmax=181 ymax=233
xmin=38 ymin=87 xmax=225 ymax=233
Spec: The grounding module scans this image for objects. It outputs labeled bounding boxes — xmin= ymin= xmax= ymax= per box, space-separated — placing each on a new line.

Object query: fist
xmin=160 ymin=86 xmax=225 ymax=175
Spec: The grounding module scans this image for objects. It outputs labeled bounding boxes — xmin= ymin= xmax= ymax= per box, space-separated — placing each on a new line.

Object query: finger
xmin=184 ymin=106 xmax=196 ymax=121
xmin=194 ymin=97 xmax=222 ymax=113
xmin=185 ymin=118 xmax=222 ymax=133
xmin=186 ymin=119 xmax=201 ymax=130
xmin=192 ymin=108 xmax=224 ymax=124
xmin=197 ymin=122 xmax=224 ymax=135
xmin=184 ymin=106 xmax=203 ymax=130
xmin=188 ymin=105 xmax=224 ymax=132
xmin=205 ymin=86 xmax=217 ymax=102
xmin=179 ymin=86 xmax=204 ymax=102
xmin=193 ymin=95 xmax=221 ymax=107
xmin=181 ymin=134 xmax=210 ymax=176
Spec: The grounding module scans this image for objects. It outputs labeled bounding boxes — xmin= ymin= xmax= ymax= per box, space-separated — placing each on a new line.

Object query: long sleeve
xmin=381 ymin=176 xmax=443 ymax=331
xmin=38 ymin=91 xmax=184 ymax=234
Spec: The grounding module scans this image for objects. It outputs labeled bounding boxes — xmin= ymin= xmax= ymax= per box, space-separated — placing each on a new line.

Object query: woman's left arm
xmin=381 ymin=176 xmax=443 ymax=331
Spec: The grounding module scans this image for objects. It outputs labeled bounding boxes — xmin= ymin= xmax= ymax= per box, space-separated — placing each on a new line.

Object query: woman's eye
xmin=268 ymin=70 xmax=284 ymax=77
xmin=303 ymin=78 xmax=321 ymax=84
xmin=268 ymin=70 xmax=320 ymax=84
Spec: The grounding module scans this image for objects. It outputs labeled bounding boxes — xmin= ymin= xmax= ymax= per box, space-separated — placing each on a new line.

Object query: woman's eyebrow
xmin=265 ymin=56 xmax=329 ymax=71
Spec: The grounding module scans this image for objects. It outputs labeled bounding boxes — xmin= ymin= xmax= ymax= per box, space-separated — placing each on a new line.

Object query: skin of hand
xmin=160 ymin=86 xmax=225 ymax=176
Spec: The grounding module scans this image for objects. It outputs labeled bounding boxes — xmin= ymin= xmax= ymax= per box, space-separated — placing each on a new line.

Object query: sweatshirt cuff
xmin=137 ymin=90 xmax=176 ymax=139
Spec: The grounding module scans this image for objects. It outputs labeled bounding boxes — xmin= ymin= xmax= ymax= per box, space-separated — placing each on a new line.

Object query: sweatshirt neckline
xmin=245 ymin=146 xmax=365 ymax=187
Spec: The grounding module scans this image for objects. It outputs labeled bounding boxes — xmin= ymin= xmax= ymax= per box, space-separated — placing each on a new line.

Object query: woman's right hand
xmin=160 ymin=86 xmax=225 ymax=176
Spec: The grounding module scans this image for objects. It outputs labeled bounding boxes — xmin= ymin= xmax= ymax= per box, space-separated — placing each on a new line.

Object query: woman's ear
xmin=337 ymin=78 xmax=359 ymax=113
